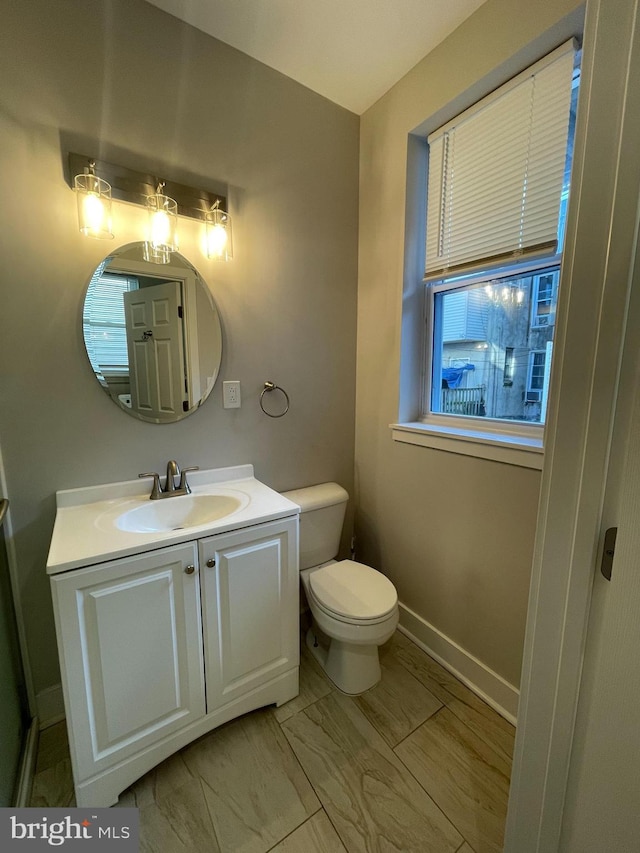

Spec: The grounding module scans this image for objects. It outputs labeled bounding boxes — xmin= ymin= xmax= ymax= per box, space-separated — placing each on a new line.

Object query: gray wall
xmin=0 ymin=0 xmax=359 ymax=697
xmin=356 ymin=0 xmax=583 ymax=687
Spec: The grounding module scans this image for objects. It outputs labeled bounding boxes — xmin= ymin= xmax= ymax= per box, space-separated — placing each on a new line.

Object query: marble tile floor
xmin=30 ymin=630 xmax=515 ymax=853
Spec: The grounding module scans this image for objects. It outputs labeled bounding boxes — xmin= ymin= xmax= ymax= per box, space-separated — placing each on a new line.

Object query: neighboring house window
xmin=531 ymin=270 xmax=559 ymax=328
xmin=423 ymin=40 xmax=579 ymax=430
xmin=503 ymin=347 xmax=515 ymax=386
xmin=527 ymin=350 xmax=547 ymax=397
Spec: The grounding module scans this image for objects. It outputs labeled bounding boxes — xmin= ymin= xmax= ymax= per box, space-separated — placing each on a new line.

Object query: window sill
xmin=390 ymin=421 xmax=544 ymax=469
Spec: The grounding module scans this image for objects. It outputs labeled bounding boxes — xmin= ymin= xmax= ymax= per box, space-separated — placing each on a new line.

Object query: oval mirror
xmin=82 ymin=242 xmax=222 ymax=423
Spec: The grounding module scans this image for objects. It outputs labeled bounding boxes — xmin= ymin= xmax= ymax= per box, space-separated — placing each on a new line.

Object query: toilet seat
xmin=308 ymin=560 xmax=397 ymax=624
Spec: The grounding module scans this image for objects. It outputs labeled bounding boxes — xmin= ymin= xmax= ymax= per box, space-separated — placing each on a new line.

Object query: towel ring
xmin=260 ymin=381 xmax=290 ymax=418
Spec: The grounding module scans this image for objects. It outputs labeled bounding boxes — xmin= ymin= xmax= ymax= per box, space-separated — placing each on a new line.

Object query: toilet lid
xmin=308 ymin=560 xmax=397 ymax=621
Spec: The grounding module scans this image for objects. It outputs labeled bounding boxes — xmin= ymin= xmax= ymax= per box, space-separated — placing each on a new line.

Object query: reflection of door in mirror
xmin=82 ymin=244 xmax=222 ymax=423
xmin=124 ymin=281 xmax=186 ymax=420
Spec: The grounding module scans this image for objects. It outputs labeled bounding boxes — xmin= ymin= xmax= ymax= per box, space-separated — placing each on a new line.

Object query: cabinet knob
xmin=206 ymin=558 xmax=216 ymax=568
xmin=184 ymin=565 xmax=195 ymax=575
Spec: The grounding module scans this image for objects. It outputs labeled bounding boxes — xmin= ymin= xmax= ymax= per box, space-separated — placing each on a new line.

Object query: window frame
xmin=392 ymin=51 xmax=580 ymax=469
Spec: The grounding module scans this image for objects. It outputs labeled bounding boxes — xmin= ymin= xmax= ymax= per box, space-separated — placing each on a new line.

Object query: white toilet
xmin=282 ymin=482 xmax=398 ymax=695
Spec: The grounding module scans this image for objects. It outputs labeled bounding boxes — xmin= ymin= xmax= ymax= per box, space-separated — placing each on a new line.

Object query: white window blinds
xmin=425 ymin=40 xmax=576 ymax=279
xmin=83 ymin=269 xmax=139 ymax=378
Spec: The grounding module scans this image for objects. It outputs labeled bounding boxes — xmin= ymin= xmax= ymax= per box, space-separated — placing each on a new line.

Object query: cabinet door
xmin=199 ymin=517 xmax=299 ymax=709
xmin=51 ymin=543 xmax=205 ymax=782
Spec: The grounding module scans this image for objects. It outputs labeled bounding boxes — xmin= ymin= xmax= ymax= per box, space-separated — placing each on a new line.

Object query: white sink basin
xmin=48 ymin=465 xmax=301 ymax=574
xmin=115 ymin=493 xmax=245 ymax=533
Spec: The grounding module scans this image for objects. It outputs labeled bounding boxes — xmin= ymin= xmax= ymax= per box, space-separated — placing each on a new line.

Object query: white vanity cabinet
xmin=51 ymin=542 xmax=206 ymax=788
xmin=49 ymin=508 xmax=299 ymax=808
xmin=199 ymin=519 xmax=299 ymax=710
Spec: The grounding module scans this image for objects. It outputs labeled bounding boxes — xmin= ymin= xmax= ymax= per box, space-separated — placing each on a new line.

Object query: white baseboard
xmin=36 ymin=684 xmax=65 ymax=729
xmin=33 ymin=610 xmax=519 ymax=728
xmin=14 ymin=717 xmax=39 ymax=807
xmin=398 ymin=602 xmax=519 ymax=724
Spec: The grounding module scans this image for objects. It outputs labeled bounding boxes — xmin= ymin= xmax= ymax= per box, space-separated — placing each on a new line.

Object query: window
xmin=531 ymin=270 xmax=559 ymax=328
xmin=527 ymin=350 xmax=547 ymax=396
xmin=503 ymin=347 xmax=515 ymax=386
xmin=422 ymin=41 xmax=579 ymax=436
xmin=432 ymin=265 xmax=559 ymax=424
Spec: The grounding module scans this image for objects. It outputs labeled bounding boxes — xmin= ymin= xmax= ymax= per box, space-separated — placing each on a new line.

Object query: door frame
xmin=0 ymin=444 xmax=35 ymax=717
xmin=504 ymin=0 xmax=640 ymax=849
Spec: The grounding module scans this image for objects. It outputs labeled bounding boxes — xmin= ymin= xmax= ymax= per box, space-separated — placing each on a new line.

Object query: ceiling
xmin=144 ymin=0 xmax=487 ymax=114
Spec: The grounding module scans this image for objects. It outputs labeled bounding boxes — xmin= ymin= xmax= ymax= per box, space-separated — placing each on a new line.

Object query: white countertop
xmin=46 ymin=464 xmax=300 ymax=575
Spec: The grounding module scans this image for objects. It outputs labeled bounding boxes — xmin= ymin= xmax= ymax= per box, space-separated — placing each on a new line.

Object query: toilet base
xmin=306 ymin=626 xmax=381 ymax=695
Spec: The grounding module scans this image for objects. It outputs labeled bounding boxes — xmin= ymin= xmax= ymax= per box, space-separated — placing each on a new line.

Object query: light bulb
xmin=74 ymin=171 xmax=113 ymax=239
xmin=145 ymin=191 xmax=178 ymax=260
xmin=206 ymin=206 xmax=233 ymax=260
xmin=151 ymin=209 xmax=171 ymax=246
xmin=207 ymin=223 xmax=228 ymax=258
xmin=82 ymin=193 xmax=105 ymax=235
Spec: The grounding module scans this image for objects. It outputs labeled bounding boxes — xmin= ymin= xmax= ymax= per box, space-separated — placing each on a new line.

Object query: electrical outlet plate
xmin=223 ymin=381 xmax=241 ymax=408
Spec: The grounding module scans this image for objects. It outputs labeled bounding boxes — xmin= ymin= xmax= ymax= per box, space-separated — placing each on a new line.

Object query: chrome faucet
xmin=138 ymin=461 xmax=199 ymax=500
xmin=165 ymin=460 xmax=180 ymax=493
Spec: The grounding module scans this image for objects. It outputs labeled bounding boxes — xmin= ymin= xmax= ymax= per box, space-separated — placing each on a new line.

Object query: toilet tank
xmin=281 ymin=483 xmax=348 ymax=570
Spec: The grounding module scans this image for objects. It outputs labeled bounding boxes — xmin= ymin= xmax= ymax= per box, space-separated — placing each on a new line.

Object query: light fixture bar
xmin=68 ymin=153 xmax=227 ymax=223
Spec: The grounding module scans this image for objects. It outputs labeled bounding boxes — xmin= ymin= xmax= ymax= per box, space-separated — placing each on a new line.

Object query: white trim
xmin=13 ymin=717 xmax=39 ymax=807
xmin=425 ymin=253 xmax=564 ymax=288
xmin=420 ymin=410 xmax=544 ymax=440
xmin=398 ymin=602 xmax=519 ymax=724
xmin=36 ymin=684 xmax=65 ymax=729
xmin=0 ymin=446 xmax=37 ymax=717
xmin=505 ymin=1 xmax=640 ymax=849
xmin=391 ymin=422 xmax=543 ymax=469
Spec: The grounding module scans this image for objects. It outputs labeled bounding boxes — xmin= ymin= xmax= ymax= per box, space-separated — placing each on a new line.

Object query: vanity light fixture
xmin=73 ymin=160 xmax=114 ymax=240
xmin=68 ymin=153 xmax=232 ymax=260
xmin=143 ymin=182 xmax=178 ymax=264
xmin=484 ymin=281 xmax=526 ymax=307
xmin=206 ymin=200 xmax=233 ymax=261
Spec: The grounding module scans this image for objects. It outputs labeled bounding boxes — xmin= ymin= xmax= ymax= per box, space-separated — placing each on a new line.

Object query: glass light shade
xmin=144 ymin=193 xmax=178 ymax=263
xmin=74 ymin=173 xmax=113 ymax=239
xmin=142 ymin=242 xmax=172 ymax=264
xmin=206 ymin=207 xmax=233 ymax=260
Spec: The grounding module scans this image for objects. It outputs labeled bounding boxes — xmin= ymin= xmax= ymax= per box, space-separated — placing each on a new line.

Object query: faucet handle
xmin=138 ymin=472 xmax=162 ymax=500
xmin=178 ymin=466 xmax=199 ymax=494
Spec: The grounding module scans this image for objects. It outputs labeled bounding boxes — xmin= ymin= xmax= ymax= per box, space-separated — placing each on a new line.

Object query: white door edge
xmin=505 ymin=0 xmax=640 ymax=849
